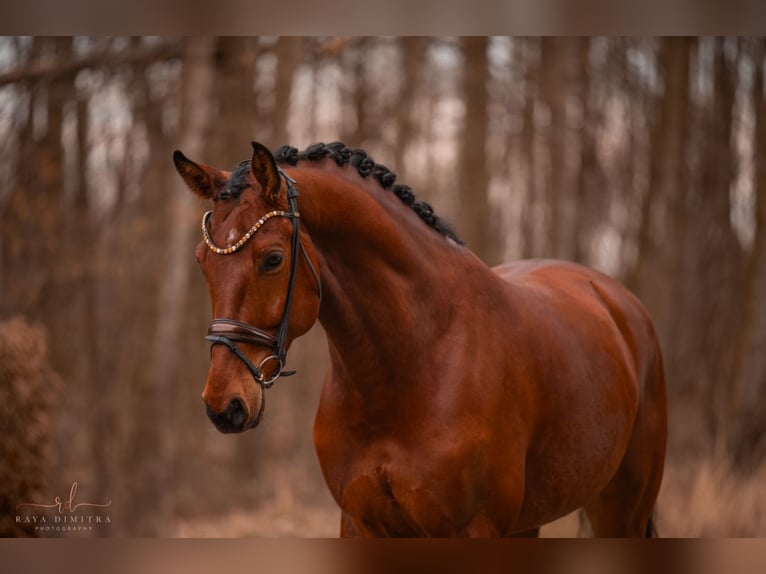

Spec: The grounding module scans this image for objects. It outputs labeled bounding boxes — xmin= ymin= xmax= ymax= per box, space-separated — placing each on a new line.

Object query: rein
xmin=201 ymin=168 xmax=321 ymax=426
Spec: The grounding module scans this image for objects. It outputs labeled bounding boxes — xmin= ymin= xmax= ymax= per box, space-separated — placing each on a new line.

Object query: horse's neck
xmin=298 ymin=168 xmax=465 ymax=388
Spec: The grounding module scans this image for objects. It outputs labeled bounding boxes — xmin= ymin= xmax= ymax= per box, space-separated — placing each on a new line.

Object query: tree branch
xmin=0 ymin=41 xmax=183 ymax=87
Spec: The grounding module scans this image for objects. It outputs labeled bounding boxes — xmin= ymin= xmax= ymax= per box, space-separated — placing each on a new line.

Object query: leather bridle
xmin=201 ymin=168 xmax=321 ymax=426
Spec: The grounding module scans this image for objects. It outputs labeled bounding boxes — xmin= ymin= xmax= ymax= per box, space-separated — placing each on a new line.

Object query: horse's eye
xmin=262 ymin=252 xmax=284 ymax=272
xmin=218 ymin=189 xmax=232 ymax=200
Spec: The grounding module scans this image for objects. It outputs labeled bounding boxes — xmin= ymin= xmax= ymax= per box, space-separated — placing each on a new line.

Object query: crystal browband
xmin=201 ymin=209 xmax=299 ymax=255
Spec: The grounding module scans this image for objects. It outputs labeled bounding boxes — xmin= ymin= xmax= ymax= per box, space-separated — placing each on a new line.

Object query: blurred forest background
xmin=1 ymin=36 xmax=765 ymax=537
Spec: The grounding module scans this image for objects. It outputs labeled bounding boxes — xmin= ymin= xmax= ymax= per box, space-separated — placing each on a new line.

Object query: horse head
xmin=173 ymin=142 xmax=321 ymax=433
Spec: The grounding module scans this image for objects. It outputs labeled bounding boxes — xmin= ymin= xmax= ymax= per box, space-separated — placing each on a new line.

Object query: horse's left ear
xmin=173 ymin=150 xmax=226 ymax=199
xmin=250 ymin=142 xmax=282 ymax=203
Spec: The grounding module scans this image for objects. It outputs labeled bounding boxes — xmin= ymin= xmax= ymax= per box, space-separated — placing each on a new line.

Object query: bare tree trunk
xmin=571 ymin=38 xmax=603 ymax=264
xmin=619 ymin=38 xmax=651 ymax=279
xmin=343 ymin=38 xmax=375 ymax=146
xmin=540 ymin=38 xmax=572 ymax=259
xmin=210 ymin=37 xmax=259 ymax=166
xmin=119 ymin=38 xmax=174 ymax=534
xmin=0 ymin=36 xmax=48 ymax=314
xmin=520 ymin=38 xmax=539 ymax=259
xmin=306 ymin=48 xmax=320 ymax=140
xmin=683 ymin=38 xmax=742 ymax=445
xmin=71 ymin=82 xmax=117 ymax=525
xmin=458 ymin=37 xmax=498 ymax=264
xmin=272 ymin=37 xmax=301 ymax=147
xmin=153 ymin=35 xmax=216 ymax=411
xmin=394 ymin=37 xmax=424 ymax=173
xmin=141 ymin=37 xmax=216 ymax=534
xmin=25 ymin=38 xmax=74 ymax=331
xmin=728 ymin=39 xmax=766 ymax=466
xmin=627 ymin=38 xmax=692 ymax=348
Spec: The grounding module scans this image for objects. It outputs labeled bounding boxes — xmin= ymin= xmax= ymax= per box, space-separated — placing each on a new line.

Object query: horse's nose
xmin=206 ymin=396 xmax=249 ymax=433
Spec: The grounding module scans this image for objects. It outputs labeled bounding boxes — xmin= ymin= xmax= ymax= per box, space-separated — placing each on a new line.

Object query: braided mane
xmin=273 ymin=142 xmax=464 ymax=246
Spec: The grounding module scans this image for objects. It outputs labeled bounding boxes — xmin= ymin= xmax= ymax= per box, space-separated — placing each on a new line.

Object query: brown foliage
xmin=0 ymin=317 xmax=60 ymax=537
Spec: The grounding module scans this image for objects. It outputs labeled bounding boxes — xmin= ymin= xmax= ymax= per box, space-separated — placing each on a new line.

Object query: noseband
xmin=202 ymin=168 xmax=321 ymax=426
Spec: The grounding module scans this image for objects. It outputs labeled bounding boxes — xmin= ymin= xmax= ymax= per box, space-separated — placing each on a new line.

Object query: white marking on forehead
xmin=226 ymin=228 xmax=240 ymax=246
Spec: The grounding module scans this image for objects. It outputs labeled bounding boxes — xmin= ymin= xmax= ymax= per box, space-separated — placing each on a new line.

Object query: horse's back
xmin=493 ymin=259 xmax=661 ymax=388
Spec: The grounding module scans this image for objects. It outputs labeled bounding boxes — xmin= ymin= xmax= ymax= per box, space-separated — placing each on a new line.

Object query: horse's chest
xmin=313 ymin=395 xmax=512 ymax=535
xmin=338 ymin=463 xmax=453 ymax=537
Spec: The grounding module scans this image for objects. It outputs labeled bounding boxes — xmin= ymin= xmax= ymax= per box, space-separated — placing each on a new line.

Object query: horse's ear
xmin=250 ymin=142 xmax=282 ymax=203
xmin=173 ymin=150 xmax=226 ymax=199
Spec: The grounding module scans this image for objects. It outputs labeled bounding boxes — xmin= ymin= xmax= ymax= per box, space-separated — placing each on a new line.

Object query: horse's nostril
xmin=227 ymin=397 xmax=248 ymax=429
xmin=206 ymin=397 xmax=249 ymax=433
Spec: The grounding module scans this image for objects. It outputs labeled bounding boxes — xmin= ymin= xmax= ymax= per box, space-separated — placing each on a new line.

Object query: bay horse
xmin=173 ymin=141 xmax=667 ymax=537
